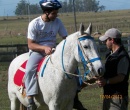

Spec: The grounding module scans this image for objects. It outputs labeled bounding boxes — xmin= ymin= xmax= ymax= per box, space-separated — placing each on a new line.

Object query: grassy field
xmin=0 ymin=64 xmax=130 ymax=110
xmin=0 ymin=9 xmax=130 ymax=44
xmin=0 ymin=10 xmax=130 ymax=110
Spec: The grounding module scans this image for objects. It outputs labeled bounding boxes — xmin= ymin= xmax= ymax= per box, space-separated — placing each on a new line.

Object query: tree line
xmin=15 ymin=0 xmax=105 ymax=15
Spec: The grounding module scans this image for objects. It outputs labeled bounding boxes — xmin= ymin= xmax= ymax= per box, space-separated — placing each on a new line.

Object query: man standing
xmin=97 ymin=28 xmax=130 ymax=110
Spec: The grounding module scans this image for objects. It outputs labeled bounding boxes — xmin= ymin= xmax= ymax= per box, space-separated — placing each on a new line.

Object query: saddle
xmin=14 ymin=58 xmax=45 ymax=94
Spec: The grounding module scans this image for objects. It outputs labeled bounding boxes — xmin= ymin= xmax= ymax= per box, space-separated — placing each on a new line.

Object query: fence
xmin=0 ymin=44 xmax=28 ymax=62
xmin=0 ymin=37 xmax=130 ymax=62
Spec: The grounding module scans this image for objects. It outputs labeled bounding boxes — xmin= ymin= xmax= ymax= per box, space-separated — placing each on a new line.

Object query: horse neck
xmin=51 ymin=33 xmax=78 ymax=73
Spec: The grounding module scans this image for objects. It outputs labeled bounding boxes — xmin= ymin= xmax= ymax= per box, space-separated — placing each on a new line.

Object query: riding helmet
xmin=39 ymin=0 xmax=62 ymax=11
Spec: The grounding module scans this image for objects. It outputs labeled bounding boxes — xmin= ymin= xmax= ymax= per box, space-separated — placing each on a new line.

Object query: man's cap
xmin=99 ymin=28 xmax=121 ymax=41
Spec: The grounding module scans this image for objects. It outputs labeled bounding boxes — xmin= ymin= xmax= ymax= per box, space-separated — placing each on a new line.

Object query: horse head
xmin=74 ymin=23 xmax=104 ymax=82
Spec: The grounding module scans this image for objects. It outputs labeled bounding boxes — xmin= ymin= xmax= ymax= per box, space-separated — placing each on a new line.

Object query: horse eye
xmin=84 ymin=45 xmax=88 ymax=49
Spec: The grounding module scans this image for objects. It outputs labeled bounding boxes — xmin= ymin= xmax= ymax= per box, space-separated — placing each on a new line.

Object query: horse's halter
xmin=40 ymin=35 xmax=101 ymax=80
xmin=77 ymin=35 xmax=101 ymax=76
xmin=61 ymin=35 xmax=101 ymax=80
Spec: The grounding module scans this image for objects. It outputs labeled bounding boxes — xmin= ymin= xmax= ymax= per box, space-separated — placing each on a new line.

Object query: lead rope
xmin=49 ymin=54 xmax=95 ymax=85
xmin=48 ymin=39 xmax=93 ymax=85
xmin=48 ymin=36 xmax=100 ymax=85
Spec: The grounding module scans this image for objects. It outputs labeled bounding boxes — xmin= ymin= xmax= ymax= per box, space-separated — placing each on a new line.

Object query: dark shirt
xmin=103 ymin=45 xmax=130 ymax=96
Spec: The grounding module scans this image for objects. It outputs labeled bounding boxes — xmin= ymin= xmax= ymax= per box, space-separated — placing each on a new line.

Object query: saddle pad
xmin=14 ymin=58 xmax=45 ymax=87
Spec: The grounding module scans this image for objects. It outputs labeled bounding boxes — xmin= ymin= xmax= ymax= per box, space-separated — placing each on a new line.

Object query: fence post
xmin=127 ymin=36 xmax=130 ymax=56
xmin=15 ymin=45 xmax=18 ymax=57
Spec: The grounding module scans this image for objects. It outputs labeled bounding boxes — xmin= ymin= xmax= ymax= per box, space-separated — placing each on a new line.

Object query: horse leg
xmin=20 ymin=103 xmax=27 ymax=110
xmin=48 ymin=100 xmax=73 ymax=110
xmin=9 ymin=93 xmax=20 ymax=110
xmin=48 ymin=101 xmax=60 ymax=110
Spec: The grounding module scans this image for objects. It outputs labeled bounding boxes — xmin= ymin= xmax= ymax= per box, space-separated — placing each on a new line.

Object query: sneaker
xmin=27 ymin=103 xmax=37 ymax=110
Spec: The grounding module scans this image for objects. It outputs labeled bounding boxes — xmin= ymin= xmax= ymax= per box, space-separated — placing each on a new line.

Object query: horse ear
xmin=79 ymin=23 xmax=84 ymax=35
xmin=85 ymin=22 xmax=92 ymax=35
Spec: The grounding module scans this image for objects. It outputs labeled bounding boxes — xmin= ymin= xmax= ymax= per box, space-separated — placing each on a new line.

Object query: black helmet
xmin=39 ymin=0 xmax=62 ymax=11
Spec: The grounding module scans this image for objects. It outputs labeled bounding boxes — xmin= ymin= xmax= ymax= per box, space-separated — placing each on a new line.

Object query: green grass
xmin=0 ymin=64 xmax=130 ymax=110
xmin=79 ymin=86 xmax=103 ymax=110
xmin=0 ymin=10 xmax=130 ymax=45
xmin=0 ymin=69 xmax=10 ymax=110
xmin=79 ymin=84 xmax=130 ymax=110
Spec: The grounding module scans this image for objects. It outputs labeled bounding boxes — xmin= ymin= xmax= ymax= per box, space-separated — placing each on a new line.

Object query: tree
xmin=15 ymin=0 xmax=28 ymax=15
xmin=15 ymin=0 xmax=105 ymax=15
xmin=60 ymin=0 xmax=105 ymax=13
xmin=15 ymin=0 xmax=42 ymax=15
xmin=29 ymin=4 xmax=42 ymax=14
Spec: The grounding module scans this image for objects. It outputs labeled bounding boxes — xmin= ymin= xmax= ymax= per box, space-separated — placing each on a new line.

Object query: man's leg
xmin=103 ymin=96 xmax=128 ymax=110
xmin=110 ymin=96 xmax=128 ymax=110
xmin=25 ymin=52 xmax=44 ymax=110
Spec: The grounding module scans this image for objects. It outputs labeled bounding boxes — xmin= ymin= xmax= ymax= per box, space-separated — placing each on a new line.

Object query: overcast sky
xmin=0 ymin=0 xmax=130 ymax=16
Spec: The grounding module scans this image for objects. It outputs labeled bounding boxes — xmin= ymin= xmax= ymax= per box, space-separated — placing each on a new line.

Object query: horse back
xmin=8 ymin=52 xmax=29 ymax=83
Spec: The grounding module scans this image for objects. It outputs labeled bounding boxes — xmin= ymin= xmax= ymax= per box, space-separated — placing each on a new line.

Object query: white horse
xmin=8 ymin=23 xmax=103 ymax=110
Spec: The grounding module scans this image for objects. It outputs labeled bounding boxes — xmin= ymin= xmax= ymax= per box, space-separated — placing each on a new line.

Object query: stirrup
xmin=27 ymin=103 xmax=37 ymax=110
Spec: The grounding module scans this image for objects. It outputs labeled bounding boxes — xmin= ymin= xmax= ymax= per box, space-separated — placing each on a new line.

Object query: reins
xmin=76 ymin=35 xmax=101 ymax=85
xmin=40 ymin=35 xmax=101 ymax=85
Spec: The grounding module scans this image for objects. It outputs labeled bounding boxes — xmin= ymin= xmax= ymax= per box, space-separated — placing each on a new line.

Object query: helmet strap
xmin=46 ymin=13 xmax=51 ymax=21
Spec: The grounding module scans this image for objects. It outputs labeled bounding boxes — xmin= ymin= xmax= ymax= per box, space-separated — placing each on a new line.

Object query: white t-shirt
xmin=27 ymin=16 xmax=67 ymax=48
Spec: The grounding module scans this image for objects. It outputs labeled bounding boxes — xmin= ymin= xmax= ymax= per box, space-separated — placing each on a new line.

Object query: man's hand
xmin=96 ymin=77 xmax=106 ymax=87
xmin=43 ymin=46 xmax=52 ymax=55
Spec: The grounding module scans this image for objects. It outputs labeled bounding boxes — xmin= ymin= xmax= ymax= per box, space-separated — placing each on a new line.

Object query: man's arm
xmin=97 ymin=74 xmax=125 ymax=87
xmin=106 ymin=74 xmax=125 ymax=84
xmin=28 ymin=39 xmax=52 ymax=55
xmin=97 ymin=56 xmax=129 ymax=87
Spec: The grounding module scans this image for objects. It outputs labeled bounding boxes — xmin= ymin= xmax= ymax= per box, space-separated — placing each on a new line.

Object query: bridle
xmin=78 ymin=36 xmax=100 ymax=72
xmin=61 ymin=35 xmax=101 ymax=80
xmin=40 ymin=35 xmax=101 ymax=83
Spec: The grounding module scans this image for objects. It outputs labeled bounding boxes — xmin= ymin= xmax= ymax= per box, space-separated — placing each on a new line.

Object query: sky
xmin=0 ymin=0 xmax=130 ymax=16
